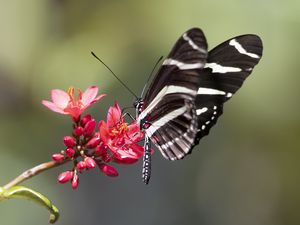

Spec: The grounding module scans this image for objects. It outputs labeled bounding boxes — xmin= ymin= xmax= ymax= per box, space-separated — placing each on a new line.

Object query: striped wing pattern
xmin=144 ymin=28 xmax=208 ymax=104
xmin=194 ymin=34 xmax=263 ymax=146
xmin=144 ymin=94 xmax=198 ymax=160
xmin=138 ymin=28 xmax=263 ymax=163
xmin=138 ymin=28 xmax=208 ymax=160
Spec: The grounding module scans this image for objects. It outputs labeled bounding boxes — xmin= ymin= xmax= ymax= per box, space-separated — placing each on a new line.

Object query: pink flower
xmin=99 ymin=102 xmax=145 ymax=164
xmin=42 ymin=86 xmax=106 ymax=121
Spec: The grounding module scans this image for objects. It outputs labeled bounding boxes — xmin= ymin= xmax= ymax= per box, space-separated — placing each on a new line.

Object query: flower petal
xmin=81 ymin=86 xmax=98 ymax=106
xmin=111 ymin=143 xmax=144 ymax=163
xmin=99 ymin=121 xmax=110 ymax=144
xmin=114 ymin=155 xmax=139 ymax=164
xmin=51 ymin=89 xmax=70 ymax=108
xmin=107 ymin=102 xmax=122 ymax=127
xmin=42 ymin=100 xmax=67 ymax=114
xmin=126 ymin=123 xmax=144 ymax=143
xmin=129 ymin=143 xmax=145 ymax=157
xmin=63 ymin=106 xmax=82 ymax=120
xmin=89 ymin=94 xmax=106 ymax=105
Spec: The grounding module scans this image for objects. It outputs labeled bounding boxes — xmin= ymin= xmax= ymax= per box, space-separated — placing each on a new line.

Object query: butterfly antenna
xmin=91 ymin=51 xmax=138 ymax=99
xmin=141 ymin=55 xmax=164 ymax=98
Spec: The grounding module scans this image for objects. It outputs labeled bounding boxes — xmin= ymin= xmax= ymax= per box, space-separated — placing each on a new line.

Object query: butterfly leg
xmin=122 ymin=112 xmax=136 ymax=122
xmin=142 ymin=135 xmax=151 ymax=184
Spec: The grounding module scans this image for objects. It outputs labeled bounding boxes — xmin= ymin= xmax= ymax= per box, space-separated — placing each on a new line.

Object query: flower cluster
xmin=42 ymin=86 xmax=144 ymax=189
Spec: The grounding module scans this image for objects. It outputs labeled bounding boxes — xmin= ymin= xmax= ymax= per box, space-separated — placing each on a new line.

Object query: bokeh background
xmin=0 ymin=0 xmax=299 ymax=225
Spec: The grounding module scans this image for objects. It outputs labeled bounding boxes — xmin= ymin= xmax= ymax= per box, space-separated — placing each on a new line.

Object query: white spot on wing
xmin=229 ymin=39 xmax=260 ymax=59
xmin=137 ymin=85 xmax=196 ymax=122
xmin=198 ymin=87 xmax=226 ymax=95
xmin=204 ymin=62 xmax=242 ymax=73
xmin=146 ymin=106 xmax=186 ymax=137
xmin=182 ymin=33 xmax=206 ymax=53
xmin=163 ymin=58 xmax=204 ymax=70
xmin=226 ymin=93 xmax=233 ymax=98
xmin=196 ymin=107 xmax=208 ymax=115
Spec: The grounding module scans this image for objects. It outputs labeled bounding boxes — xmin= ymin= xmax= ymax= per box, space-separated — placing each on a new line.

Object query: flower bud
xmin=72 ymin=173 xmax=79 ymax=189
xmin=99 ymin=164 xmax=119 ymax=177
xmin=58 ymin=171 xmax=73 ymax=183
xmin=52 ymin=153 xmax=65 ymax=162
xmin=95 ymin=144 xmax=108 ymax=156
xmin=80 ymin=114 xmax=92 ymax=127
xmin=83 ymin=119 xmax=96 ymax=137
xmin=63 ymin=136 xmax=76 ymax=148
xmin=76 ymin=161 xmax=86 ymax=171
xmin=85 ymin=157 xmax=96 ymax=169
xmin=74 ymin=126 xmax=83 ymax=136
xmin=66 ymin=148 xmax=75 ymax=157
xmin=101 ymin=153 xmax=112 ymax=162
xmin=86 ymin=135 xmax=101 ymax=148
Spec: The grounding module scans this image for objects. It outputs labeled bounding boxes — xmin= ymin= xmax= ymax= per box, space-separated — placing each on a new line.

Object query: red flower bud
xmin=74 ymin=126 xmax=83 ymax=136
xmin=72 ymin=173 xmax=79 ymax=189
xmin=83 ymin=119 xmax=96 ymax=136
xmin=58 ymin=171 xmax=73 ymax=183
xmin=76 ymin=161 xmax=86 ymax=171
xmin=72 ymin=115 xmax=81 ymax=123
xmin=66 ymin=148 xmax=75 ymax=157
xmin=52 ymin=153 xmax=65 ymax=162
xmin=99 ymin=164 xmax=119 ymax=177
xmin=86 ymin=135 xmax=101 ymax=148
xmin=80 ymin=114 xmax=92 ymax=127
xmin=101 ymin=153 xmax=112 ymax=162
xmin=95 ymin=144 xmax=108 ymax=156
xmin=85 ymin=157 xmax=96 ymax=169
xmin=63 ymin=136 xmax=76 ymax=148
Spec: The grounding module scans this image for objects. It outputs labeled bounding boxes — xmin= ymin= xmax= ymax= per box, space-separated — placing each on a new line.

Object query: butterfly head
xmin=133 ymin=98 xmax=144 ymax=115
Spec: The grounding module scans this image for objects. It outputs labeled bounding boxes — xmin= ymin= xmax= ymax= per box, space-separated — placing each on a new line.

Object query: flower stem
xmin=3 ymin=160 xmax=68 ymax=189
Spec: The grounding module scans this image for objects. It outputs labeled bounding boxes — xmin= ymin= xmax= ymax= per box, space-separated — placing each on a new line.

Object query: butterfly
xmin=133 ymin=27 xmax=263 ymax=184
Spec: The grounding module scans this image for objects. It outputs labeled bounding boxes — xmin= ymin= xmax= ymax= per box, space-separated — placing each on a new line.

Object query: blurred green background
xmin=0 ymin=0 xmax=299 ymax=225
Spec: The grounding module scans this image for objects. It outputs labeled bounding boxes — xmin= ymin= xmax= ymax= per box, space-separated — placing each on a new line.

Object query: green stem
xmin=3 ymin=160 xmax=68 ymax=190
xmin=0 ymin=186 xmax=60 ymax=223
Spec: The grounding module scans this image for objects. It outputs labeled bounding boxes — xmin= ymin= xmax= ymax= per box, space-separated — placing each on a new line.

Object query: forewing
xmin=143 ymin=28 xmax=208 ymax=104
xmin=139 ymin=28 xmax=208 ymax=160
xmin=194 ymin=34 xmax=263 ymax=146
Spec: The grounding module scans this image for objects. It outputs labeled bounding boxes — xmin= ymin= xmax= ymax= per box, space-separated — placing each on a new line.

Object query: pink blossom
xmin=99 ymin=102 xmax=145 ymax=164
xmin=42 ymin=86 xmax=106 ymax=121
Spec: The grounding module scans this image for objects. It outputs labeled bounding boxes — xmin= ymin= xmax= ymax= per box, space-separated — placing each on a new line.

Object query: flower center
xmin=67 ymin=87 xmax=83 ymax=108
xmin=110 ymin=122 xmax=129 ymax=136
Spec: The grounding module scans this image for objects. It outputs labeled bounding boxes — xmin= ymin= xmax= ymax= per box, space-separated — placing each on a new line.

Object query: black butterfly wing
xmin=138 ymin=28 xmax=208 ymax=160
xmin=194 ymin=34 xmax=263 ymax=146
xmin=144 ymin=28 xmax=208 ymax=104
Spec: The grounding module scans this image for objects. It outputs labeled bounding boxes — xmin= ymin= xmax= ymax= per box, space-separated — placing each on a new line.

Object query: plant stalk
xmin=3 ymin=160 xmax=68 ymax=189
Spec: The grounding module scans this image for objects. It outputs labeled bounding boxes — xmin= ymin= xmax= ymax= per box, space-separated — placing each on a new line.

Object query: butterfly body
xmin=135 ymin=28 xmax=263 ymax=184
